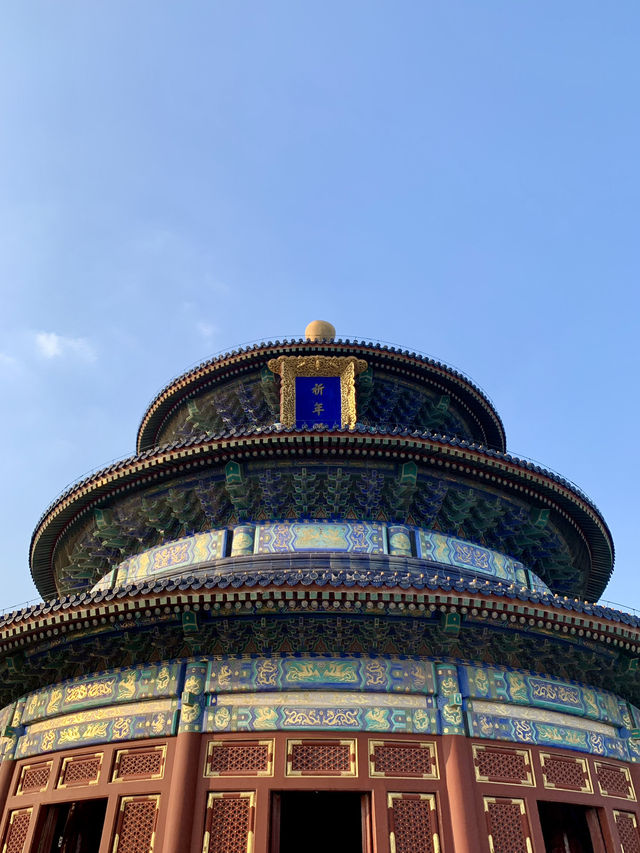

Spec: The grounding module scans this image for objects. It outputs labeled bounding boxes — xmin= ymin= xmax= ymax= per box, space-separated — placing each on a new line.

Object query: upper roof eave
xmin=29 ymin=427 xmax=613 ymax=603
xmin=135 ymin=339 xmax=507 ymax=454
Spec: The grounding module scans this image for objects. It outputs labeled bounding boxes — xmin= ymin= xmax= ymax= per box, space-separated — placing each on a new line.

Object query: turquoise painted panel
xmin=436 ymin=664 xmax=465 ymax=735
xmin=179 ymin=662 xmax=208 ymax=734
xmin=230 ymin=524 xmax=255 ymax=557
xmin=0 ymin=654 xmax=636 ymax=759
xmin=467 ymin=708 xmax=629 ymax=761
xmin=92 ymin=568 xmax=116 ymax=592
xmin=527 ymin=569 xmax=550 ymax=594
xmin=619 ymin=699 xmax=634 ymax=731
xmin=21 ymin=662 xmax=182 ymax=725
xmin=416 ymin=530 xmax=530 ymax=586
xmin=0 ymin=701 xmax=18 ymax=762
xmin=205 ymin=701 xmax=438 ymax=735
xmin=206 ymin=656 xmax=436 ymax=695
xmin=254 ymin=521 xmax=385 ymax=554
xmin=387 ymin=524 xmax=413 ymax=557
xmin=460 ymin=664 xmax=622 ymax=726
xmin=15 ymin=698 xmax=179 ymax=759
xmin=628 ymin=738 xmax=640 ymax=762
xmin=113 ymin=530 xmax=227 ymax=588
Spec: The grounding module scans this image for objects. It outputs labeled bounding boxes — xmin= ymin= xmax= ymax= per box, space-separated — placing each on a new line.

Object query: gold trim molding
xmin=285 ymin=738 xmax=357 ymax=777
xmin=472 ymin=745 xmax=535 ymax=787
xmin=369 ymin=739 xmax=439 ymax=780
xmin=204 ymin=739 xmax=274 ymax=778
xmin=388 ymin=793 xmax=440 ymax=853
xmin=267 ymin=355 xmax=367 ymax=429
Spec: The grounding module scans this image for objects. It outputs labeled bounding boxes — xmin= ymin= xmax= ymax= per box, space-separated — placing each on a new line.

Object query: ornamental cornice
xmin=30 ymin=428 xmax=613 ymax=601
xmin=136 ymin=339 xmax=506 ymax=453
xmin=1 ymin=575 xmax=639 ymax=706
xmin=4 ymin=588 xmax=639 ymax=648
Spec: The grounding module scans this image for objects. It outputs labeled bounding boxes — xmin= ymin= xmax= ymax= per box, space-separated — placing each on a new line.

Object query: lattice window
xmin=286 ymin=739 xmax=356 ymax=777
xmin=112 ymin=796 xmax=159 ymax=853
xmin=58 ymin=754 xmax=102 ymax=788
xmin=203 ymin=792 xmax=254 ymax=853
xmin=205 ymin=741 xmax=273 ymax=777
xmin=112 ymin=746 xmax=166 ymax=782
xmin=541 ymin=753 xmax=592 ymax=793
xmin=595 ymin=761 xmax=636 ymax=800
xmin=2 ymin=808 xmax=32 ymax=853
xmin=473 ymin=746 xmax=534 ymax=786
xmin=614 ymin=810 xmax=640 ymax=853
xmin=369 ymin=741 xmax=438 ymax=779
xmin=16 ymin=761 xmax=51 ymax=795
xmin=484 ymin=797 xmax=531 ymax=853
xmin=388 ymin=793 xmax=439 ymax=853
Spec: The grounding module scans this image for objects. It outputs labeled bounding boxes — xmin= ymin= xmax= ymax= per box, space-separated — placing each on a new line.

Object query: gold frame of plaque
xmin=267 ymin=355 xmax=367 ymax=429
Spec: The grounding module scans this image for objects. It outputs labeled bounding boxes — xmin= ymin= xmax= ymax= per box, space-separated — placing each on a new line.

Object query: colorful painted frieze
xmin=88 ymin=523 xmax=558 ymax=597
xmin=112 ymin=530 xmax=227 ymax=588
xmin=436 ymin=664 xmax=465 ymax=735
xmin=254 ymin=521 xmax=385 ymax=554
xmin=467 ymin=702 xmax=629 ymax=761
xmin=206 ymin=656 xmax=436 ymax=696
xmin=92 ymin=568 xmax=116 ymax=592
xmin=15 ymin=699 xmax=178 ymax=759
xmin=0 ymin=701 xmax=19 ymax=762
xmin=627 ymin=738 xmax=640 ymax=763
xmin=459 ymin=664 xmax=622 ymax=726
xmin=416 ymin=531 xmax=530 ymax=586
xmin=618 ymin=699 xmax=634 ymax=732
xmin=1 ymin=654 xmax=637 ymax=759
xmin=629 ymin=703 xmax=640 ymax=730
xmin=527 ymin=570 xmax=551 ymax=594
xmin=204 ymin=691 xmax=437 ymax=735
xmin=21 ymin=662 xmax=182 ymax=725
xmin=179 ymin=662 xmax=208 ymax=734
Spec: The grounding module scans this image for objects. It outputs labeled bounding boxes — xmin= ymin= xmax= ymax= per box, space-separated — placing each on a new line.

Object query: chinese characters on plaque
xmin=267 ymin=353 xmax=367 ymax=429
xmin=295 ymin=377 xmax=341 ymax=428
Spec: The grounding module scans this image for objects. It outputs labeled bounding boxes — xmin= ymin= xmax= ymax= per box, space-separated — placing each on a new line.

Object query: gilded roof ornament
xmin=304 ymin=320 xmax=336 ymax=342
xmin=268 ymin=351 xmax=367 ymax=429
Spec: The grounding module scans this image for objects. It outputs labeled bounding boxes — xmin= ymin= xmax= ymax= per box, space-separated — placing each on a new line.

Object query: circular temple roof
xmin=28 ymin=335 xmax=614 ymax=605
xmin=135 ymin=339 xmax=507 ymax=454
xmin=30 ymin=428 xmax=613 ymax=602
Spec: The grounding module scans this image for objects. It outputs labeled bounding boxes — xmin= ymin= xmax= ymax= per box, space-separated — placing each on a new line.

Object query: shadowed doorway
xmin=538 ymin=802 xmax=605 ymax=853
xmin=272 ymin=791 xmax=369 ymax=853
xmin=33 ymin=798 xmax=108 ymax=853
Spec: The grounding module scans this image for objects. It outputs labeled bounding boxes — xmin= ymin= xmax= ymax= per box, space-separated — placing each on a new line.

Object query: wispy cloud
xmin=196 ymin=321 xmax=217 ymax=340
xmin=35 ymin=332 xmax=96 ymax=363
xmin=0 ymin=352 xmax=21 ymax=376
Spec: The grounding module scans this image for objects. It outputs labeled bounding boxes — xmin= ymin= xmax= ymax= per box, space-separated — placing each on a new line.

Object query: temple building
xmin=1 ymin=320 xmax=639 ymax=852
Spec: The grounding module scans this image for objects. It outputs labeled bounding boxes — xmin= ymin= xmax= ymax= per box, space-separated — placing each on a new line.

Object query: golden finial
xmin=304 ymin=320 xmax=336 ymax=342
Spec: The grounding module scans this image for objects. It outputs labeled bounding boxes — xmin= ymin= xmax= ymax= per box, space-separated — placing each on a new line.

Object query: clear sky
xmin=1 ymin=3 xmax=638 ymax=610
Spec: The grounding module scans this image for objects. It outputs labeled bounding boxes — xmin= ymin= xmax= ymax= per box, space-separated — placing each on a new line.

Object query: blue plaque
xmin=295 ymin=377 xmax=341 ymax=427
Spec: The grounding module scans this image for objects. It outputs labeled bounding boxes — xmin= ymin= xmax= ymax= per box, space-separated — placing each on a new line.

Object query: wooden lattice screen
xmin=387 ymin=792 xmax=439 ymax=853
xmin=2 ymin=808 xmax=32 ymax=853
xmin=202 ymin=791 xmax=255 ymax=853
xmin=484 ymin=796 xmax=532 ymax=853
xmin=614 ymin=810 xmax=640 ymax=853
xmin=112 ymin=795 xmax=159 ymax=853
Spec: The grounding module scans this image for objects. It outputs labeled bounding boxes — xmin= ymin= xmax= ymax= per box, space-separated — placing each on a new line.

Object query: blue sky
xmin=1 ymin=3 xmax=638 ymax=609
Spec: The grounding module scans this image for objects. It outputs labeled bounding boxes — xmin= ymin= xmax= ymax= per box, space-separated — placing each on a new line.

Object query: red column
xmin=0 ymin=759 xmax=14 ymax=812
xmin=162 ymin=734 xmax=202 ymax=853
xmin=442 ymin=736 xmax=488 ymax=853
